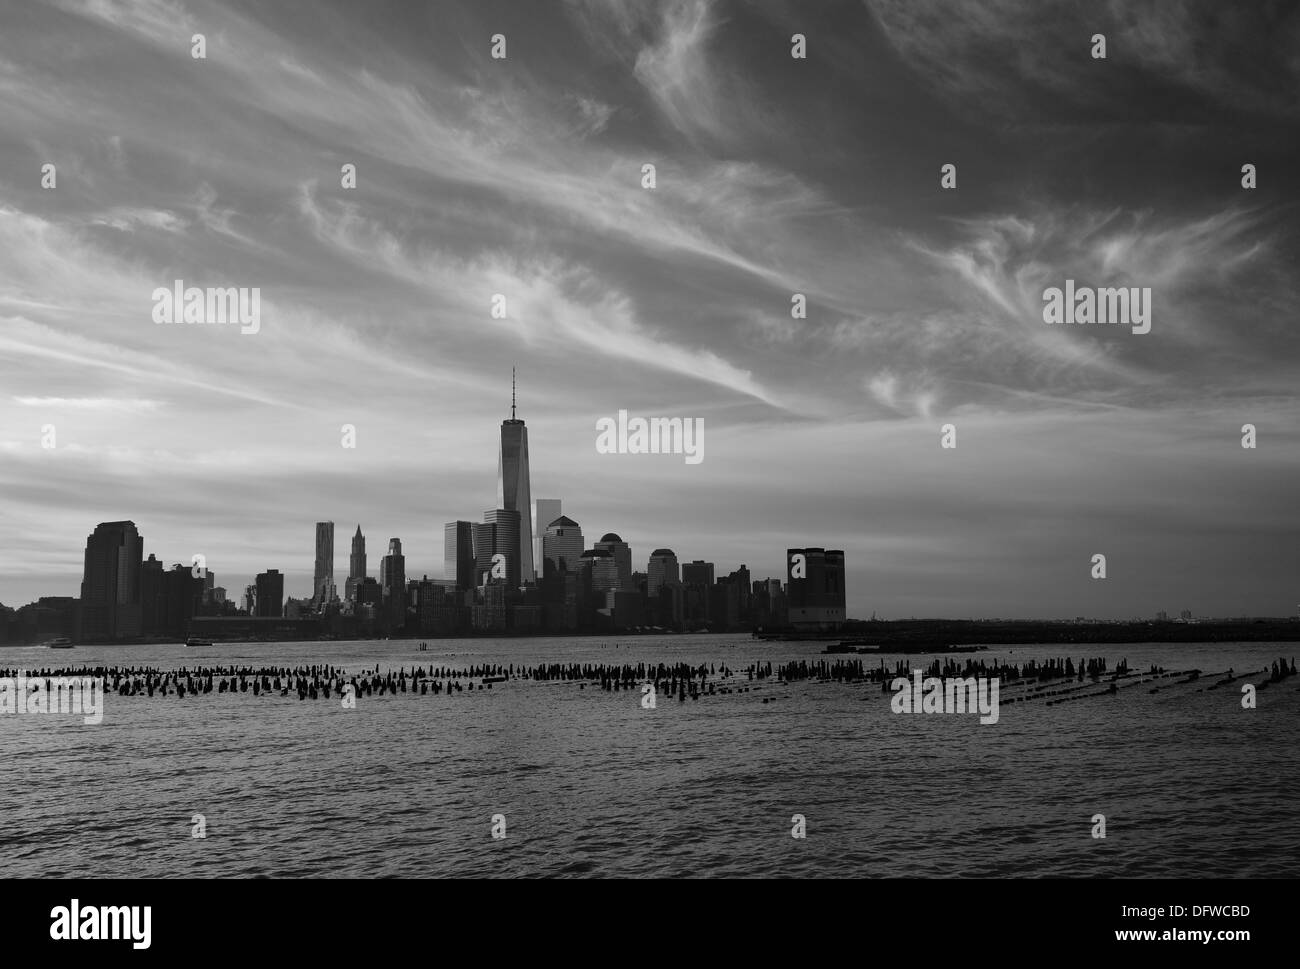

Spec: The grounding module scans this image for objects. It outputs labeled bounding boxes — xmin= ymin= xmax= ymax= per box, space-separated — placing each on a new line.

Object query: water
xmin=2 ymin=636 xmax=1296 ymax=878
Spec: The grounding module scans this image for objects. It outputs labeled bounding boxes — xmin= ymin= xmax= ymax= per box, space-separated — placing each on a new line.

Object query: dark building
xmin=380 ymin=538 xmax=406 ymax=630
xmin=314 ymin=521 xmax=335 ymax=604
xmin=163 ymin=563 xmax=204 ymax=638
xmin=345 ymin=525 xmax=366 ymax=601
xmin=255 ymin=569 xmax=285 ymax=618
xmin=355 ymin=576 xmax=383 ymax=608
xmin=78 ymin=520 xmax=143 ymax=641
xmin=717 ymin=564 xmax=752 ymax=629
xmin=140 ymin=553 xmax=165 ymax=635
xmin=681 ymin=559 xmax=714 ymax=587
xmin=752 ymin=578 xmax=787 ymax=630
xmin=709 ymin=580 xmax=740 ymax=631
xmin=786 ymin=547 xmax=846 ymax=631
xmin=444 ymin=520 xmax=476 ymax=591
xmin=681 ymin=559 xmax=715 ymax=627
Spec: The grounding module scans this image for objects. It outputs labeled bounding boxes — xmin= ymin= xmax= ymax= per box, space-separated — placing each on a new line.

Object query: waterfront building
xmin=786 ymin=547 xmax=846 ymax=631
xmin=79 ymin=520 xmax=143 ymax=641
xmin=255 ymin=569 xmax=285 ymax=618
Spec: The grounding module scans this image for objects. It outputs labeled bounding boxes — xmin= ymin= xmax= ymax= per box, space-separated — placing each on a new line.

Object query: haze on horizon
xmin=2 ymin=0 xmax=1298 ymax=620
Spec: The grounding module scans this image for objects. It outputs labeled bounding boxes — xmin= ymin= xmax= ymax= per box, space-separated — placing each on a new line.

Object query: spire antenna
xmin=511 ymin=366 xmax=517 ymax=420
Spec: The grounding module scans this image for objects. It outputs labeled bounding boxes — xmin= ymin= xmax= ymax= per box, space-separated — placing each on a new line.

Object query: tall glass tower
xmin=314 ymin=521 xmax=335 ymax=604
xmin=497 ymin=368 xmax=534 ymax=584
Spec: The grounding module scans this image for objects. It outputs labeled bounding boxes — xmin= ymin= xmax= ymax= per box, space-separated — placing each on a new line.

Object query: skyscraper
xmin=579 ymin=548 xmax=619 ymax=593
xmin=681 ymin=559 xmax=715 ymax=627
xmin=594 ymin=533 xmax=632 ymax=590
xmin=255 ymin=569 xmax=284 ymax=617
xmin=444 ymin=520 xmax=476 ymax=590
xmin=682 ymin=560 xmax=715 ymax=587
xmin=380 ymin=538 xmax=406 ymax=629
xmin=314 ymin=522 xmax=335 ymax=604
xmin=163 ymin=563 xmax=203 ymax=637
xmin=647 ymin=549 xmax=679 ymax=597
xmin=345 ymin=525 xmax=366 ymax=601
xmin=140 ymin=553 xmax=165 ymax=635
xmin=497 ymin=369 xmax=534 ymax=584
xmin=541 ymin=516 xmax=583 ymax=575
xmin=79 ymin=520 xmax=143 ymax=641
xmin=475 ymin=510 xmax=521 ymax=588
xmin=532 ymin=498 xmax=561 ymax=576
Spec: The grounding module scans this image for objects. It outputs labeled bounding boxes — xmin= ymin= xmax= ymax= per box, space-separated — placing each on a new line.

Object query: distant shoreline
xmin=757 ymin=617 xmax=1300 ymax=649
xmin=6 ymin=617 xmax=1299 ymax=649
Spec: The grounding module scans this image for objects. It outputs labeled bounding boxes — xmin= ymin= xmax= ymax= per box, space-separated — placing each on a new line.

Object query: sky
xmin=1 ymin=0 xmax=1298 ymax=619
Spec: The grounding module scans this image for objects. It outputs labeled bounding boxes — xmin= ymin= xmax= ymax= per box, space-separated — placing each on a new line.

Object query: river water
xmin=2 ymin=635 xmax=1296 ymax=877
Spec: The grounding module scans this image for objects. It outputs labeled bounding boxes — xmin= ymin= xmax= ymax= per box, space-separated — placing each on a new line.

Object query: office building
xmin=532 ymin=498 xmax=561 ymax=577
xmin=380 ymin=538 xmax=406 ymax=629
xmin=444 ymin=520 xmax=476 ymax=590
xmin=255 ymin=569 xmax=285 ymax=618
xmin=164 ymin=563 xmax=204 ymax=637
xmin=647 ymin=549 xmax=679 ymax=597
xmin=541 ymin=515 xmax=583 ymax=576
xmin=314 ymin=521 xmax=335 ymax=604
xmin=475 ymin=510 xmax=521 ymax=588
xmin=140 ymin=553 xmax=165 ymax=635
xmin=594 ymin=533 xmax=632 ymax=590
xmin=786 ymin=547 xmax=846 ymax=631
xmin=682 ymin=560 xmax=714 ymax=587
xmin=345 ymin=525 xmax=366 ymax=601
xmin=579 ymin=547 xmax=619 ymax=593
xmin=79 ymin=520 xmax=143 ymax=641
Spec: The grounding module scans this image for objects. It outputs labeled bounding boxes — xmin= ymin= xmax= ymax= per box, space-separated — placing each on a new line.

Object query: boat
xmin=185 ymin=637 xmax=214 ymax=648
xmin=44 ymin=637 xmax=74 ymax=649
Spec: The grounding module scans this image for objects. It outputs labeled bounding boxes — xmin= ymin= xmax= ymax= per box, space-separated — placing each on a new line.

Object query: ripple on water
xmin=2 ymin=637 xmax=1297 ymax=877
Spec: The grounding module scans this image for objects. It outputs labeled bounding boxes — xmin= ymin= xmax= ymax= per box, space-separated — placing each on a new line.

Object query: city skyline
xmin=2 ymin=1 xmax=1298 ymax=619
xmin=3 ymin=373 xmax=1298 ymax=620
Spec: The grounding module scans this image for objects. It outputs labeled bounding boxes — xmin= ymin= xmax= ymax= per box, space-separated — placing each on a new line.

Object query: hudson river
xmin=2 ymin=636 xmax=1296 ymax=877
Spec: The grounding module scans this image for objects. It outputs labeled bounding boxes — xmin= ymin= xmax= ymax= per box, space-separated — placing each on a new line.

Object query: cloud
xmin=866 ymin=0 xmax=1300 ymax=121
xmin=13 ymin=396 xmax=162 ymax=412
